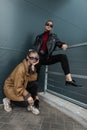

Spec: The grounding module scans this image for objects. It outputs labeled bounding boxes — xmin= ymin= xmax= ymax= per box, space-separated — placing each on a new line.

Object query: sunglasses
xmin=29 ymin=56 xmax=39 ymax=61
xmin=46 ymin=23 xmax=53 ymax=28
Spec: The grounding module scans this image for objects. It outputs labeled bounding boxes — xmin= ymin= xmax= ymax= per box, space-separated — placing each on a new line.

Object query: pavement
xmin=0 ymin=97 xmax=86 ymax=130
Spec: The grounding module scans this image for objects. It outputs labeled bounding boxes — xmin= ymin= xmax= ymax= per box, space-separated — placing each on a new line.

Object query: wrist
xmin=31 ymin=65 xmax=35 ymax=71
xmin=27 ymin=96 xmax=32 ymax=101
xmin=24 ymin=93 xmax=31 ymax=101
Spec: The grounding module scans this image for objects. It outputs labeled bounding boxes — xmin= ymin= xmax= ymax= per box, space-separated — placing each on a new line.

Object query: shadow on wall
xmin=21 ymin=33 xmax=35 ymax=55
xmin=1 ymin=57 xmax=18 ymax=101
xmin=1 ymin=32 xmax=34 ymax=79
xmin=25 ymin=0 xmax=70 ymax=9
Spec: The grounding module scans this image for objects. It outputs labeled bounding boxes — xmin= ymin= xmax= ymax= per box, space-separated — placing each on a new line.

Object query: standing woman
xmin=33 ymin=20 xmax=82 ymax=87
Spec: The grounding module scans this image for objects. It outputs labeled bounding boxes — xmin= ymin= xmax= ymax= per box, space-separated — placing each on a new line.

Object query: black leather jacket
xmin=33 ymin=32 xmax=65 ymax=56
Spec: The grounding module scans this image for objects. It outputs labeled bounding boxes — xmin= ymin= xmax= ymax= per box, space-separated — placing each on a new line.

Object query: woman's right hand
xmin=27 ymin=96 xmax=34 ymax=105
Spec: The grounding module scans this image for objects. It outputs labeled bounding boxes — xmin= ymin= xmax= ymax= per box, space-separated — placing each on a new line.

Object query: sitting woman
xmin=3 ymin=49 xmax=40 ymax=115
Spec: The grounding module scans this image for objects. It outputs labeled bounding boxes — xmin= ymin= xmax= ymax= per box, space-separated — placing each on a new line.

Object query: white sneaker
xmin=3 ymin=98 xmax=12 ymax=112
xmin=27 ymin=105 xmax=40 ymax=115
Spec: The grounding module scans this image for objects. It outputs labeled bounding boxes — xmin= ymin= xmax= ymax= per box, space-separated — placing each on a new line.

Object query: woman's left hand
xmin=61 ymin=44 xmax=68 ymax=50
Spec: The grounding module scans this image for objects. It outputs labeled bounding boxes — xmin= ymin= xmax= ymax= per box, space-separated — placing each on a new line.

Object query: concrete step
xmin=39 ymin=92 xmax=87 ymax=128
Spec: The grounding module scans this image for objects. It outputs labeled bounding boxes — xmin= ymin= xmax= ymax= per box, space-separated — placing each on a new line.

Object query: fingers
xmin=27 ymin=96 xmax=34 ymax=105
xmin=33 ymin=60 xmax=39 ymax=65
xmin=62 ymin=44 xmax=68 ymax=50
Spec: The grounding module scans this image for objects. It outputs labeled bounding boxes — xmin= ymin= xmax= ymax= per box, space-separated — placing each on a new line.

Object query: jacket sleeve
xmin=55 ymin=34 xmax=66 ymax=48
xmin=33 ymin=36 xmax=39 ymax=50
xmin=33 ymin=35 xmax=42 ymax=52
xmin=14 ymin=66 xmax=29 ymax=98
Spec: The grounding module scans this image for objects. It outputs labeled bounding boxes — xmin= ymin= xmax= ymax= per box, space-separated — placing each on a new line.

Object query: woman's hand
xmin=61 ymin=44 xmax=68 ymax=50
xmin=31 ymin=59 xmax=39 ymax=71
xmin=27 ymin=96 xmax=34 ymax=105
xmin=32 ymin=59 xmax=39 ymax=66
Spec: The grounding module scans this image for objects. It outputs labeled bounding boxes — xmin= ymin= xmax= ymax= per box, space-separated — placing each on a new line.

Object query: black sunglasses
xmin=29 ymin=56 xmax=39 ymax=61
xmin=46 ymin=23 xmax=53 ymax=28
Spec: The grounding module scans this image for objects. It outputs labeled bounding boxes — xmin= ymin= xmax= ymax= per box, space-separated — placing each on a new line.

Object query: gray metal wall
xmin=45 ymin=0 xmax=87 ymax=107
xmin=0 ymin=0 xmax=53 ymax=103
xmin=47 ymin=45 xmax=87 ymax=108
xmin=0 ymin=0 xmax=87 ymax=104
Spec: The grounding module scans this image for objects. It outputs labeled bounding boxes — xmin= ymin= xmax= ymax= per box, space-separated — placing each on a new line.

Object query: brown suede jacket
xmin=4 ymin=59 xmax=37 ymax=101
